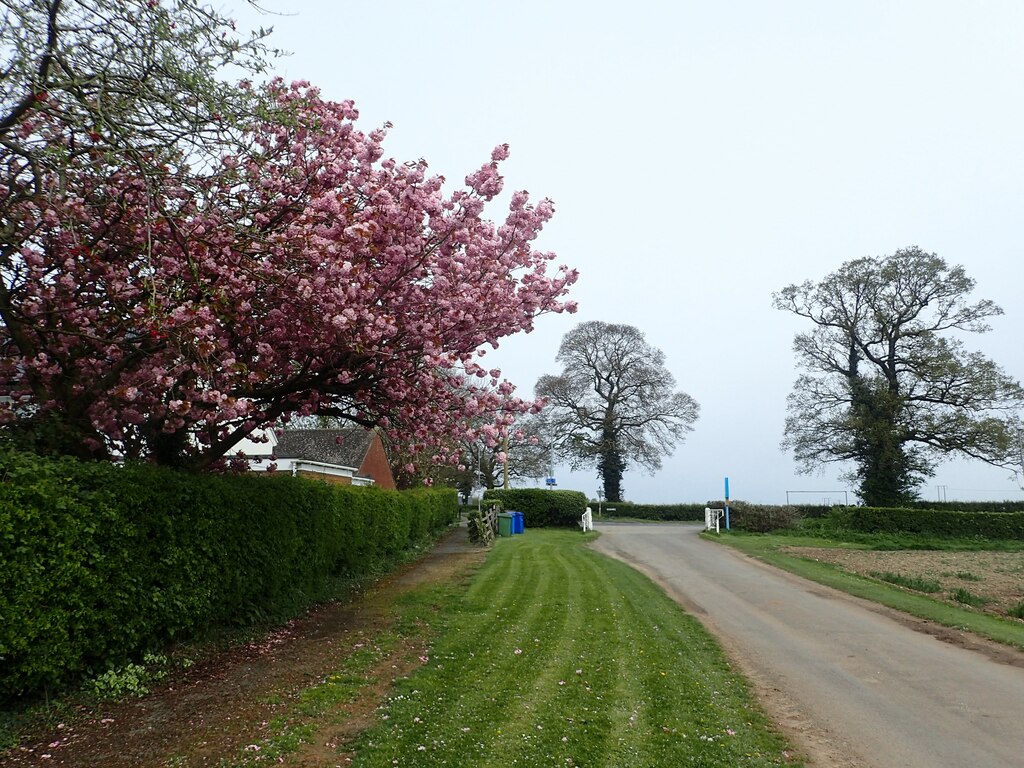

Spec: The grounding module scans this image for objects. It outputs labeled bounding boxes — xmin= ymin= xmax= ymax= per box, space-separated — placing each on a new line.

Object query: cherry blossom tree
xmin=385 ymin=382 xmax=550 ymax=493
xmin=3 ymin=0 xmax=271 ymax=460
xmin=1 ymin=74 xmax=578 ymax=468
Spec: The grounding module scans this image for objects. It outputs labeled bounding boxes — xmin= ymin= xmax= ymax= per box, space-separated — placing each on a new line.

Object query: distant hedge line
xmin=904 ymin=500 xmax=1024 ymax=514
xmin=0 ymin=446 xmax=456 ymax=702
xmin=588 ymin=502 xmax=707 ymax=521
xmin=828 ymin=506 xmax=1024 ymax=539
xmin=483 ymin=488 xmax=588 ymax=528
xmin=580 ymin=499 xmax=1024 ymax=538
xmin=592 ymin=501 xmax=835 ymax=523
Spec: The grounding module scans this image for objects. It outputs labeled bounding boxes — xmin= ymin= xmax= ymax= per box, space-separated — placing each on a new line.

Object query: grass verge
xmin=870 ymin=571 xmax=942 ymax=593
xmin=707 ymin=532 xmax=1024 ymax=651
xmin=349 ymin=530 xmax=798 ymax=767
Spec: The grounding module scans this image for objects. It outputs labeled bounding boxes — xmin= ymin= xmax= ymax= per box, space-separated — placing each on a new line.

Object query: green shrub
xmin=89 ymin=653 xmax=170 ymax=699
xmin=720 ymin=502 xmax=802 ymax=533
xmin=483 ymin=488 xmax=587 ymax=528
xmin=0 ymin=445 xmax=457 ymax=702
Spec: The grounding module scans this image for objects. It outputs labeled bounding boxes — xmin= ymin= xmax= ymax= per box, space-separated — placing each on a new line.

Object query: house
xmin=232 ymin=427 xmax=396 ymax=489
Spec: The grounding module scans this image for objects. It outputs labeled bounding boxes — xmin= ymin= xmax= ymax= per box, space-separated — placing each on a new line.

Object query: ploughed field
xmin=781 ymin=547 xmax=1024 ymax=619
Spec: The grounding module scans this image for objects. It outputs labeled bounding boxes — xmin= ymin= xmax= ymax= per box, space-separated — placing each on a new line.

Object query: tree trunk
xmin=598 ymin=432 xmax=625 ymax=502
xmin=849 ymin=381 xmax=918 ymax=506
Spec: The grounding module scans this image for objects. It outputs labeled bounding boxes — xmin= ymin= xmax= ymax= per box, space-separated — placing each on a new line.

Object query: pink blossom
xmin=0 ymin=81 xmax=578 ymax=471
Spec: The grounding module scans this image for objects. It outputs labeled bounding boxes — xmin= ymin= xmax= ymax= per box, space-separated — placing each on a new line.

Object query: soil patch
xmin=1 ymin=526 xmax=486 ymax=768
xmin=782 ymin=547 xmax=1024 ymax=617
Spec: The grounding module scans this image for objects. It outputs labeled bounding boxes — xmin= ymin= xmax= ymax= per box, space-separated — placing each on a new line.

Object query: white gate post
xmin=581 ymin=506 xmax=593 ymax=532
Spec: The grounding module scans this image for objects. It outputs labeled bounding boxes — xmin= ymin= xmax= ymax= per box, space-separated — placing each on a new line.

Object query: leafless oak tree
xmin=535 ymin=321 xmax=698 ymax=502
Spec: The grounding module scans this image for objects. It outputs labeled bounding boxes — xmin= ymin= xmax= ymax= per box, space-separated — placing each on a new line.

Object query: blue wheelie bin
xmin=510 ymin=510 xmax=524 ymax=534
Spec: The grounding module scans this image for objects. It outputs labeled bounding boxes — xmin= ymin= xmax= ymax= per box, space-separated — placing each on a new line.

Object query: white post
xmin=581 ymin=506 xmax=593 ymax=532
xmin=705 ymin=507 xmax=724 ymax=533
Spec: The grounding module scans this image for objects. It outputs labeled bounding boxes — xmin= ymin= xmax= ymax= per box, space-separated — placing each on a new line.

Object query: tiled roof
xmin=274 ymin=428 xmax=376 ymax=469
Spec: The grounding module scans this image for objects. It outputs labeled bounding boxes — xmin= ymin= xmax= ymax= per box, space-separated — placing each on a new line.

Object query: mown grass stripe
xmin=486 ymin=541 xmax=577 ymax=763
xmin=351 ymin=531 xmax=797 ymax=767
xmin=501 ymin=538 xmax=620 ymax=766
xmin=373 ymin=537 xmax=576 ymax=765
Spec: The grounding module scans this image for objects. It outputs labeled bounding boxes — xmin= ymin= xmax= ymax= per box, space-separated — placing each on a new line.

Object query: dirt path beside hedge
xmin=1 ymin=527 xmax=486 ymax=768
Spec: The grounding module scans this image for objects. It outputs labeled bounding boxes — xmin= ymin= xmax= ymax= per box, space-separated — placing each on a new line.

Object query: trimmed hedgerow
xmin=827 ymin=505 xmax=1024 ymax=539
xmin=483 ymin=488 xmax=587 ymax=528
xmin=728 ymin=503 xmax=802 ymax=533
xmin=0 ymin=446 xmax=456 ymax=702
xmin=594 ymin=501 xmax=826 ymax=526
xmin=904 ymin=500 xmax=1024 ymax=514
xmin=591 ymin=502 xmax=707 ymax=521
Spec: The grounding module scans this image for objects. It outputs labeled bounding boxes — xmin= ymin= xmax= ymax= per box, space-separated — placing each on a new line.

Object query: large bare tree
xmin=774 ymin=246 xmax=1023 ymax=506
xmin=535 ymin=321 xmax=699 ymax=502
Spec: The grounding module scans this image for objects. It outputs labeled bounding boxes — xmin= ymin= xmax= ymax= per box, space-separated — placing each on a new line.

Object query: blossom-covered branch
xmin=1 ymin=77 xmax=577 ymax=469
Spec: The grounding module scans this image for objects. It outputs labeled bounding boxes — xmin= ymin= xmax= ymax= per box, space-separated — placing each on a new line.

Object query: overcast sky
xmin=232 ymin=0 xmax=1024 ymax=504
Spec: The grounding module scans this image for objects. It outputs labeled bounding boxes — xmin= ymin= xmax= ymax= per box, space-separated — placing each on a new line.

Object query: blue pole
xmin=724 ymin=476 xmax=731 ymax=530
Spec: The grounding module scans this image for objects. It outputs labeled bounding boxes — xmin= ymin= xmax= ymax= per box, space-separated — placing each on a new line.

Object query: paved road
xmin=592 ymin=523 xmax=1024 ymax=768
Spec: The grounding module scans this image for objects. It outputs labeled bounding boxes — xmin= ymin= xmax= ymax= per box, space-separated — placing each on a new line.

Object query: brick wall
xmin=360 ymin=434 xmax=396 ymax=489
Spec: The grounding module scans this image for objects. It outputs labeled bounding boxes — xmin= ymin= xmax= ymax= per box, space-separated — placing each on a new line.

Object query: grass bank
xmin=707 ymin=531 xmax=1024 ymax=651
xmin=348 ymin=530 xmax=796 ymax=767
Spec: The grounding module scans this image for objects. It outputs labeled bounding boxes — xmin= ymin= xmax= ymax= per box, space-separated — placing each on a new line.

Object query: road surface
xmin=592 ymin=522 xmax=1024 ymax=768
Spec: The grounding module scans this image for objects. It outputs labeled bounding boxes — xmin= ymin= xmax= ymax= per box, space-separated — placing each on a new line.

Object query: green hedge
xmin=591 ymin=502 xmax=707 ymax=521
xmin=703 ymin=502 xmax=800 ymax=532
xmin=904 ymin=500 xmax=1024 ymax=514
xmin=592 ymin=501 xmax=829 ymax=524
xmin=483 ymin=488 xmax=588 ymax=528
xmin=0 ymin=447 xmax=456 ymax=702
xmin=828 ymin=506 xmax=1024 ymax=539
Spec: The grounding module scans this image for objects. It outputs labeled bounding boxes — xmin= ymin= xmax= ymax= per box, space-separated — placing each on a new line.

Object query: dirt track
xmin=592 ymin=522 xmax=1024 ymax=768
xmin=0 ymin=528 xmax=486 ymax=768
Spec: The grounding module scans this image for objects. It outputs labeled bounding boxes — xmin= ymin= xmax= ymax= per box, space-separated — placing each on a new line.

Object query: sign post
xmin=724 ymin=476 xmax=731 ymax=530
